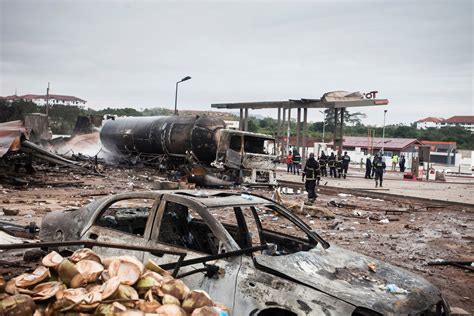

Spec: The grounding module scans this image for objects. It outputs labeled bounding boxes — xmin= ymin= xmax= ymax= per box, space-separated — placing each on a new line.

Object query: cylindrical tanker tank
xmin=100 ymin=116 xmax=226 ymax=163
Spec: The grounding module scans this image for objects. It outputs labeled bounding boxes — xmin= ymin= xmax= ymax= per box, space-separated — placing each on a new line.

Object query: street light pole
xmin=174 ymin=76 xmax=191 ymax=115
xmin=381 ymin=109 xmax=387 ymax=155
xmin=319 ymin=110 xmax=326 ymax=143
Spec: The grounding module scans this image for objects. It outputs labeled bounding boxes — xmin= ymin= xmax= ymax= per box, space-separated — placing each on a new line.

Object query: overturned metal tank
xmin=100 ymin=116 xmax=226 ymax=163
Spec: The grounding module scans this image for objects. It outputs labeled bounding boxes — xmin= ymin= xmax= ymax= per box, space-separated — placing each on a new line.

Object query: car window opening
xmin=211 ymin=205 xmax=313 ymax=256
xmin=95 ymin=199 xmax=154 ymax=237
xmin=157 ymin=202 xmax=220 ymax=255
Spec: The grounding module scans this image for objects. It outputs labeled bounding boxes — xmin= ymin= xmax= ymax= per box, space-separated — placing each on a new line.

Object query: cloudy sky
xmin=1 ymin=0 xmax=472 ymax=125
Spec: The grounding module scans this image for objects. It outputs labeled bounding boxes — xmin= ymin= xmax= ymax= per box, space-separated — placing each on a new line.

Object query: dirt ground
xmin=0 ymin=165 xmax=473 ymax=313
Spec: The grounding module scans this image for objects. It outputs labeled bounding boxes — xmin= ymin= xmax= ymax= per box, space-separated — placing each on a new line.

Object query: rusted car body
xmin=40 ymin=191 xmax=449 ymax=315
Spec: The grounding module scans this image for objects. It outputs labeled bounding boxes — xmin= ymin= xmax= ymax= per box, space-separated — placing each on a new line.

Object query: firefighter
xmin=319 ymin=152 xmax=328 ymax=177
xmin=374 ymin=155 xmax=386 ymax=187
xmin=342 ymin=151 xmax=351 ymax=179
xmin=336 ymin=154 xmax=343 ymax=178
xmin=302 ymin=153 xmax=320 ymax=203
xmin=328 ymin=152 xmax=337 ymax=177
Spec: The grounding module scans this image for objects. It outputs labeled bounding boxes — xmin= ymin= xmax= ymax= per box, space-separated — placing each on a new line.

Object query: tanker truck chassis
xmin=100 ymin=116 xmax=278 ymax=186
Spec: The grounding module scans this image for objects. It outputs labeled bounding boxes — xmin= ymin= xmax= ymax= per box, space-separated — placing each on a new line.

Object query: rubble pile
xmin=0 ymin=249 xmax=229 ymax=316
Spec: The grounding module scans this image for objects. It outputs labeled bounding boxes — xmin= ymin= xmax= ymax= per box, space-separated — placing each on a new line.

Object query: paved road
xmin=277 ymin=165 xmax=474 ymax=205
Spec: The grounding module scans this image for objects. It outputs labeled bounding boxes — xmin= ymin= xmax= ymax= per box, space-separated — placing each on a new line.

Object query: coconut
xmin=181 ymin=290 xmax=213 ymax=313
xmin=158 ymin=279 xmax=189 ymax=300
xmin=4 ymin=279 xmax=18 ymax=295
xmin=191 ymin=306 xmax=221 ymax=316
xmin=31 ymin=281 xmax=63 ymax=301
xmin=69 ymin=248 xmax=101 ymax=264
xmin=15 ymin=266 xmax=50 ymax=288
xmin=161 ymin=294 xmax=180 ymax=306
xmin=42 ymin=251 xmax=64 ymax=269
xmin=85 ymin=283 xmax=101 ymax=293
xmin=155 ymin=304 xmax=187 ymax=316
xmin=144 ymin=259 xmax=171 ymax=276
xmin=101 ymin=257 xmax=116 ymax=269
xmin=113 ymin=284 xmax=139 ymax=307
xmin=99 ymin=276 xmax=121 ymax=300
xmin=55 ymin=287 xmax=100 ymax=312
xmin=0 ymin=294 xmax=36 ymax=316
xmin=58 ymin=259 xmax=85 ymax=287
xmin=75 ymin=259 xmax=104 ymax=283
xmin=95 ymin=302 xmax=127 ymax=315
xmin=136 ymin=272 xmax=162 ymax=295
xmin=136 ymin=299 xmax=161 ymax=313
xmin=108 ymin=256 xmax=144 ymax=286
xmin=55 ymin=287 xmax=87 ymax=303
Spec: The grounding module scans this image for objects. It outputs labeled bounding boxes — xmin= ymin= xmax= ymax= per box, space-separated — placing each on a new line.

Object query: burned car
xmin=40 ymin=191 xmax=450 ymax=315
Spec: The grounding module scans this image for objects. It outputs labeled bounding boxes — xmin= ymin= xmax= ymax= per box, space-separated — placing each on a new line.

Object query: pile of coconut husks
xmin=0 ymin=249 xmax=230 ymax=315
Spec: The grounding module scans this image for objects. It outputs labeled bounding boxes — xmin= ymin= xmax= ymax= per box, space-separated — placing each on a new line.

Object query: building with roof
xmin=440 ymin=116 xmax=474 ymax=132
xmin=416 ymin=117 xmax=444 ymax=129
xmin=1 ymin=94 xmax=86 ymax=106
xmin=331 ymin=136 xmax=422 ymax=156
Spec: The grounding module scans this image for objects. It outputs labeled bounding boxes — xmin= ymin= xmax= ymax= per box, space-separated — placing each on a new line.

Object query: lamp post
xmin=319 ymin=110 xmax=326 ymax=143
xmin=381 ymin=109 xmax=387 ymax=155
xmin=174 ymin=76 xmax=191 ymax=115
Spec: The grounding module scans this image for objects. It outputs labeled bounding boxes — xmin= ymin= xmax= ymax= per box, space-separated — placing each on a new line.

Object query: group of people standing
xmin=295 ymin=151 xmax=351 ymax=203
xmin=286 ymin=150 xmax=302 ymax=175
xmin=318 ymin=151 xmax=351 ymax=179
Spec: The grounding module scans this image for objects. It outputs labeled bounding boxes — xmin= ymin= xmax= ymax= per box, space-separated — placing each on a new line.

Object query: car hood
xmin=255 ymin=244 xmax=442 ymax=315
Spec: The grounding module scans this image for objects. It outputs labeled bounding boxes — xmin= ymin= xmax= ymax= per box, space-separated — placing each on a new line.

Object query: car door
xmin=143 ymin=194 xmax=241 ymax=311
xmin=81 ymin=193 xmax=161 ymax=261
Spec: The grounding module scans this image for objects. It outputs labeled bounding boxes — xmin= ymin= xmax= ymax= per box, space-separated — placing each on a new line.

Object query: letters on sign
xmin=363 ymin=91 xmax=379 ymax=99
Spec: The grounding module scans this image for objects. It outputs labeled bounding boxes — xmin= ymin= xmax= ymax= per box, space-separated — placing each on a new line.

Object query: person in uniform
xmin=328 ymin=152 xmax=337 ymax=178
xmin=319 ymin=152 xmax=328 ymax=177
xmin=374 ymin=155 xmax=387 ymax=187
xmin=365 ymin=155 xmax=372 ymax=179
xmin=302 ymin=153 xmax=320 ymax=203
xmin=336 ymin=154 xmax=343 ymax=178
xmin=292 ymin=150 xmax=301 ymax=175
xmin=371 ymin=155 xmax=377 ymax=178
xmin=342 ymin=151 xmax=351 ymax=179
xmin=399 ymin=155 xmax=406 ymax=172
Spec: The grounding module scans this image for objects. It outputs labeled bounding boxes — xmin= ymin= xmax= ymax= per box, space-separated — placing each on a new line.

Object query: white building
xmin=1 ymin=94 xmax=86 ymax=106
xmin=416 ymin=117 xmax=444 ymax=129
xmin=440 ymin=116 xmax=474 ymax=133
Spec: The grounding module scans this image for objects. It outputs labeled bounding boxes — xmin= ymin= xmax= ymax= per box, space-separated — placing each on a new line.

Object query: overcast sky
xmin=1 ymin=0 xmax=472 ymax=125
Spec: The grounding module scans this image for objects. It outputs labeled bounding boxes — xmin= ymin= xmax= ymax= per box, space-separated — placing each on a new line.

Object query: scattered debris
xmin=368 ymin=262 xmax=377 ymax=273
xmin=384 ymin=283 xmax=408 ymax=295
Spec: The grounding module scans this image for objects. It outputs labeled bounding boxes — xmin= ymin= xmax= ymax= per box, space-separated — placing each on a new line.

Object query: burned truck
xmin=99 ymin=116 xmax=277 ymax=185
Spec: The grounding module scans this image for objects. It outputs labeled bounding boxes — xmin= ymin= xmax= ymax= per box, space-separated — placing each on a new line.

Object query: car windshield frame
xmin=207 ymin=201 xmax=328 ymax=250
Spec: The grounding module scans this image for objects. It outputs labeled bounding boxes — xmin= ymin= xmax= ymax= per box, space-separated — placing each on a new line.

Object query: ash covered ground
xmin=0 ymin=166 xmax=473 ymax=313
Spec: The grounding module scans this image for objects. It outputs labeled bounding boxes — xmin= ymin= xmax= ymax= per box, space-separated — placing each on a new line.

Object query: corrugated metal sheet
xmin=0 ymin=120 xmax=26 ymax=158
